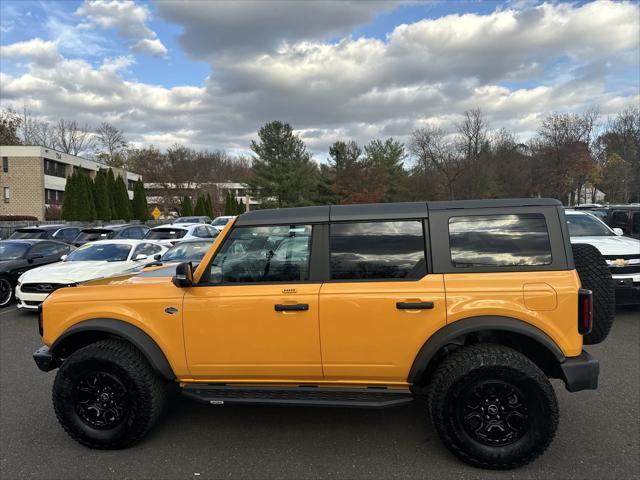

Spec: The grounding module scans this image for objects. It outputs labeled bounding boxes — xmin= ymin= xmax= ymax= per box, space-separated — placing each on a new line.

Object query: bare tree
xmin=410 ymin=126 xmax=466 ymax=200
xmin=55 ymin=119 xmax=94 ymax=155
xmin=456 ymin=108 xmax=489 ymax=164
xmin=95 ymin=122 xmax=129 ymax=166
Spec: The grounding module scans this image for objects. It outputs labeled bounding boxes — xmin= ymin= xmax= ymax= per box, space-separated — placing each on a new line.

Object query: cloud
xmin=75 ymin=0 xmax=167 ymax=57
xmin=131 ymin=38 xmax=168 ymax=57
xmin=0 ymin=38 xmax=62 ymax=67
xmin=1 ymin=0 xmax=638 ymax=156
xmin=154 ymin=0 xmax=397 ymax=59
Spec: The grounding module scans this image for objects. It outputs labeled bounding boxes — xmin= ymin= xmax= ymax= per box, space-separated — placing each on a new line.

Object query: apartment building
xmin=0 ymin=145 xmax=141 ymax=220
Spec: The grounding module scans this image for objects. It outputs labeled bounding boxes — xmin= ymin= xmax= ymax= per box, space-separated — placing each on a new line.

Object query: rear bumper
xmin=560 ymin=350 xmax=599 ymax=392
xmin=33 ymin=345 xmax=60 ymax=372
xmin=612 ymin=275 xmax=640 ymax=305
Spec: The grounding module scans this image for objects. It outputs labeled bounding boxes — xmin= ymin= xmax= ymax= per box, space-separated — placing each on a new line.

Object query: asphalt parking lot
xmin=1 ymin=306 xmax=638 ymax=480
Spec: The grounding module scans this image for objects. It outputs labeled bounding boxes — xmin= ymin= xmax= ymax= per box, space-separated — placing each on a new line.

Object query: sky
xmin=0 ymin=0 xmax=638 ymax=159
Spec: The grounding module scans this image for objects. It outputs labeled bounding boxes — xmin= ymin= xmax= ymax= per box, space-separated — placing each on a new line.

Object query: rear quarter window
xmin=448 ymin=214 xmax=552 ymax=267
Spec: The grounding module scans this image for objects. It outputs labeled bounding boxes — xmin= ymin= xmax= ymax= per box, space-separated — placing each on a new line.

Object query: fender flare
xmin=407 ymin=315 xmax=565 ymax=383
xmin=51 ymin=318 xmax=176 ymax=381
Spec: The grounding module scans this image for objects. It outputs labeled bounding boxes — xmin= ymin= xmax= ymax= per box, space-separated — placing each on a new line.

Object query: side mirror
xmin=60 ymin=255 xmax=68 ymax=261
xmin=172 ymin=262 xmax=193 ymax=288
xmin=613 ymin=228 xmax=624 ymax=236
xmin=134 ymin=254 xmax=148 ymax=261
xmin=154 ymin=253 xmax=162 ymax=260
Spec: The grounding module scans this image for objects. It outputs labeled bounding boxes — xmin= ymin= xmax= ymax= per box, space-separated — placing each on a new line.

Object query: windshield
xmin=212 ymin=217 xmax=230 ymax=226
xmin=162 ymin=241 xmax=212 ymax=262
xmin=9 ymin=229 xmax=46 ymax=239
xmin=66 ymin=243 xmax=131 ymax=262
xmin=0 ymin=242 xmax=30 ymax=260
xmin=146 ymin=228 xmax=187 ymax=240
xmin=75 ymin=230 xmax=114 ymax=242
xmin=566 ymin=215 xmax=614 ymax=237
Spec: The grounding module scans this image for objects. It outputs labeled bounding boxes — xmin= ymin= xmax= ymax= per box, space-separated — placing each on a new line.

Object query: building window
xmin=329 ymin=221 xmax=426 ymax=280
xmin=448 ymin=214 xmax=552 ymax=267
xmin=3 ymin=187 xmax=9 ymax=203
xmin=128 ymin=179 xmax=135 ymax=191
xmin=44 ymin=159 xmax=66 ymax=178
xmin=45 ymin=189 xmax=64 ymax=205
xmin=2 ymin=157 xmax=7 ymax=173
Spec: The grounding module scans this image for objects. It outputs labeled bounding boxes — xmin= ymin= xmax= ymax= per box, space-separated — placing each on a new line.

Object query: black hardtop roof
xmin=235 ymin=198 xmax=562 ymax=226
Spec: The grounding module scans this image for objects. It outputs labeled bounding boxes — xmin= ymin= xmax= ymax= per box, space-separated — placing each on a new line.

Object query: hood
xmin=79 ymin=263 xmax=178 ymax=287
xmin=570 ymin=235 xmax=640 ymax=256
xmin=18 ymin=260 xmax=139 ymax=284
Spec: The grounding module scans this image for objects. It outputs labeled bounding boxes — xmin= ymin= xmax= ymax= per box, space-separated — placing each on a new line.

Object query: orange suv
xmin=33 ymin=199 xmax=607 ymax=469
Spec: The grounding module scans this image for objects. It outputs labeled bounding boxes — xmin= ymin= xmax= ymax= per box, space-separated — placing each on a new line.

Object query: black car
xmin=0 ymin=239 xmax=74 ymax=307
xmin=10 ymin=225 xmax=84 ymax=244
xmin=72 ymin=224 xmax=150 ymax=247
xmin=604 ymin=205 xmax=640 ymax=239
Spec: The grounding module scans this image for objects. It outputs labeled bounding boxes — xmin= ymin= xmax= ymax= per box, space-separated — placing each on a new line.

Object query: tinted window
xmin=204 ymin=225 xmax=312 ymax=283
xmin=146 ymin=228 xmax=187 ymax=240
xmin=633 ymin=213 xmax=640 ymax=234
xmin=611 ymin=211 xmax=629 ymax=227
xmin=0 ymin=242 xmax=29 ymax=260
xmin=449 ymin=214 xmax=552 ymax=267
xmin=29 ymin=242 xmax=66 ymax=257
xmin=10 ymin=229 xmax=46 ymax=240
xmin=330 ymin=221 xmax=426 ymax=280
xmin=60 ymin=228 xmax=80 ymax=242
xmin=133 ymin=243 xmax=163 ymax=257
xmin=212 ymin=217 xmax=230 ymax=226
xmin=125 ymin=227 xmax=145 ymax=239
xmin=75 ymin=230 xmax=113 ymax=242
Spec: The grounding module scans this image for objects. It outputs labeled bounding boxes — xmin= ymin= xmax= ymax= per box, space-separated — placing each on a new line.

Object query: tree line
xmin=60 ymin=168 xmax=148 ymax=222
xmin=2 ymin=105 xmax=638 ymax=208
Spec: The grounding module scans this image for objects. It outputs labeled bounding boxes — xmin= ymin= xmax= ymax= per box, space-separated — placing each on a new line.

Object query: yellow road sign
xmin=151 ymin=207 xmax=161 ymax=220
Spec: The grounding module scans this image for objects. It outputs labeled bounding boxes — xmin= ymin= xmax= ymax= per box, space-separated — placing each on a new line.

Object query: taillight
xmin=578 ymin=288 xmax=593 ymax=335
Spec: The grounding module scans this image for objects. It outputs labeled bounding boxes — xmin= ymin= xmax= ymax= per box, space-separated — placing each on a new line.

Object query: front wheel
xmin=428 ymin=344 xmax=558 ymax=469
xmin=52 ymin=339 xmax=167 ymax=449
xmin=0 ymin=276 xmax=14 ymax=307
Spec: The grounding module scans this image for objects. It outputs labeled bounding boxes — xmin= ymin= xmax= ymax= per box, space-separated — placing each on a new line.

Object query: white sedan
xmin=15 ymin=239 xmax=168 ymax=310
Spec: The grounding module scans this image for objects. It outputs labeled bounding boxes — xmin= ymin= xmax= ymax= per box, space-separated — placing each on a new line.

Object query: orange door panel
xmin=319 ymin=275 xmax=446 ymax=382
xmin=183 ymin=284 xmax=322 ymax=380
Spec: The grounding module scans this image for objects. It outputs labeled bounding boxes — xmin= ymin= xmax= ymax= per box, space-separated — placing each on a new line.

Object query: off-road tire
xmin=53 ymin=339 xmax=167 ymax=449
xmin=428 ymin=344 xmax=558 ymax=470
xmin=0 ymin=276 xmax=14 ymax=307
xmin=572 ymin=243 xmax=615 ymax=345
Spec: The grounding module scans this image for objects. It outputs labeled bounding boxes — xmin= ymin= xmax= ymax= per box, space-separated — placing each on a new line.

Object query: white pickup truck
xmin=565 ymin=210 xmax=640 ymax=305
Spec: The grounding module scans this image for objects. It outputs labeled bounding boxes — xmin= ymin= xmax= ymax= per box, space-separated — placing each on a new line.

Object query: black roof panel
xmin=235 ymin=199 xmax=562 ymax=225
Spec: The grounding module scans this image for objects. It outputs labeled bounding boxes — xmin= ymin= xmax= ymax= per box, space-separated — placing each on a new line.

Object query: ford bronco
xmin=33 ymin=199 xmax=610 ymax=469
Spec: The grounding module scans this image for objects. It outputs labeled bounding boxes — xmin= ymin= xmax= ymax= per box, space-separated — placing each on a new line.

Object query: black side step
xmin=181 ymin=385 xmax=414 ymax=408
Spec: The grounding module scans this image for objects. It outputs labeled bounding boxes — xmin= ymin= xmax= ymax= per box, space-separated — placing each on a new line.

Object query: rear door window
xmin=329 ymin=221 xmax=426 ymax=280
xmin=448 ymin=214 xmax=552 ymax=267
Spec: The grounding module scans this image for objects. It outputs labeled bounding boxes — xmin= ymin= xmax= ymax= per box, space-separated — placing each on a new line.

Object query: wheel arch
xmin=408 ymin=316 xmax=566 ymax=386
xmin=50 ymin=318 xmax=175 ymax=381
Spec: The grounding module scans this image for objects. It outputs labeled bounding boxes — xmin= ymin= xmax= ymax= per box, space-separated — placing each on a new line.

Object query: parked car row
xmin=573 ymin=203 xmax=640 ymax=239
xmin=565 ymin=209 xmax=640 ymax=305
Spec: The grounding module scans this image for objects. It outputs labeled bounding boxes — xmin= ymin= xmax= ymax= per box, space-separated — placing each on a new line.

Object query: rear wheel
xmin=428 ymin=344 xmax=558 ymax=470
xmin=53 ymin=339 xmax=167 ymax=449
xmin=0 ymin=276 xmax=14 ymax=307
xmin=572 ymin=243 xmax=615 ymax=345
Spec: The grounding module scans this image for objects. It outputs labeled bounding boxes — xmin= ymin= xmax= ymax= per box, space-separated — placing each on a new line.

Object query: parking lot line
xmin=0 ymin=307 xmax=18 ymax=316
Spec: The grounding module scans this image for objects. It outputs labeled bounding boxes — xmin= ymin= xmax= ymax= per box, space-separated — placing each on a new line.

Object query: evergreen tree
xmin=363 ymin=138 xmax=406 ymax=202
xmin=106 ymin=168 xmax=118 ymax=219
xmin=181 ymin=196 xmax=193 ymax=216
xmin=61 ymin=171 xmax=77 ymax=220
xmin=205 ymin=193 xmax=214 ymax=218
xmin=132 ymin=179 xmax=149 ymax=221
xmin=75 ymin=171 xmax=93 ymax=221
xmin=113 ymin=175 xmax=132 ymax=221
xmin=236 ymin=198 xmax=246 ymax=214
xmin=248 ymin=120 xmax=319 ymax=207
xmin=93 ymin=170 xmax=112 ymax=221
xmin=224 ymin=192 xmax=235 ymax=215
xmin=193 ymin=195 xmax=206 ymax=216
xmin=82 ymin=172 xmax=96 ymax=221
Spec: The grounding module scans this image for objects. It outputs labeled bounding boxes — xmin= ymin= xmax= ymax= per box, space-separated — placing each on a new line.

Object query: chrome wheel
xmin=0 ymin=278 xmax=13 ymax=307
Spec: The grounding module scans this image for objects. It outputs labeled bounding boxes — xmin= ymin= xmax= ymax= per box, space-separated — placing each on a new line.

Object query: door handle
xmin=275 ymin=303 xmax=309 ymax=312
xmin=396 ymin=301 xmax=434 ymax=310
